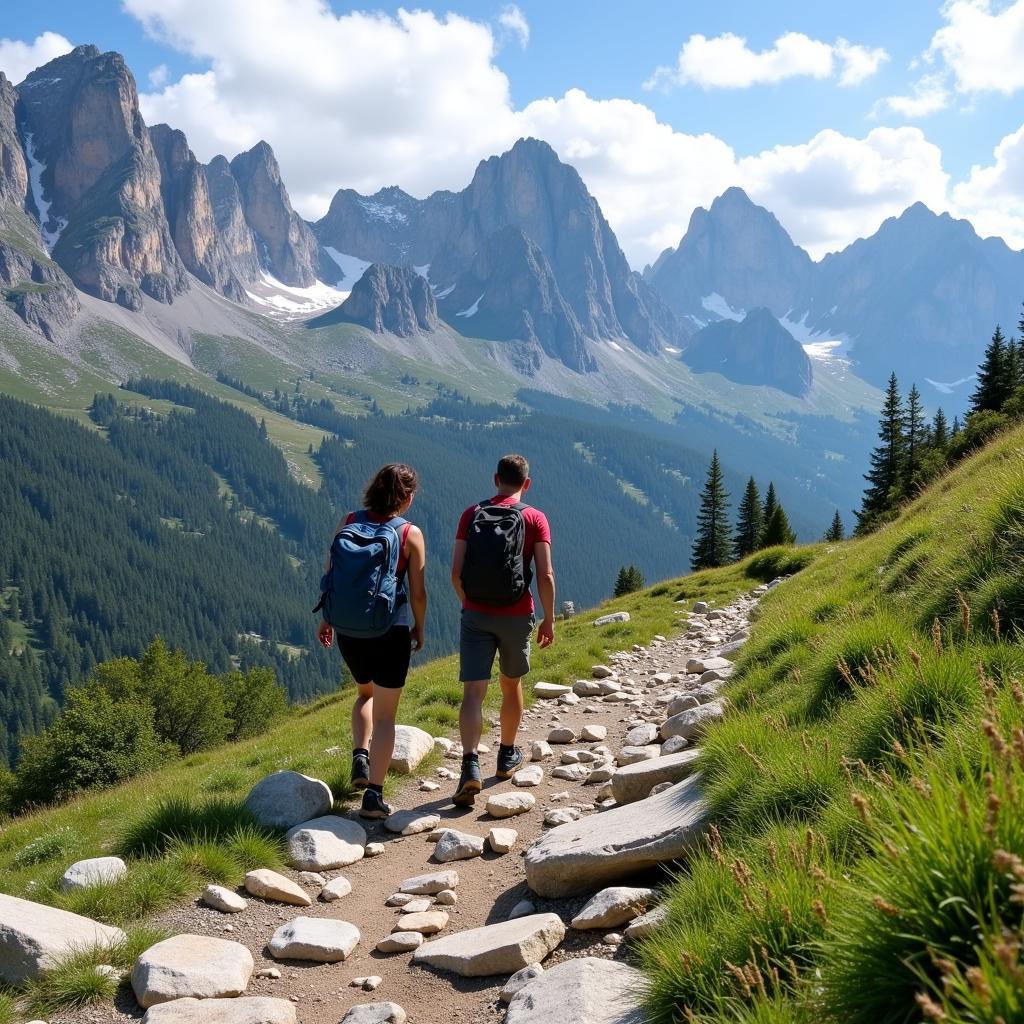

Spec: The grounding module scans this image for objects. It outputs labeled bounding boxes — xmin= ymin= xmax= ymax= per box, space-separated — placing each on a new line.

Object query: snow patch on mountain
xmin=456 ymin=293 xmax=484 ymax=317
xmin=434 ymin=283 xmax=455 ymax=299
xmin=323 ymin=247 xmax=372 ymax=288
xmin=701 ymin=293 xmax=744 ymax=321
xmin=23 ymin=132 xmax=67 ymax=252
xmin=780 ymin=311 xmax=851 ymax=363
xmin=358 ymin=199 xmax=408 ymax=224
xmin=246 ymin=272 xmax=347 ymax=320
xmin=413 ymin=264 xmax=430 ymax=279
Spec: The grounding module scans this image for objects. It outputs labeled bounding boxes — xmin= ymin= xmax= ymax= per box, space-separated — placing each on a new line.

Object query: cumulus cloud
xmin=147 ymin=63 xmax=169 ymax=88
xmin=498 ymin=4 xmax=530 ymax=49
xmin=952 ymin=121 xmax=1024 ymax=247
xmin=928 ymin=0 xmax=1024 ymax=95
xmin=879 ymin=72 xmax=951 ymax=117
xmin=643 ymin=30 xmax=887 ymax=90
xmin=0 ymin=30 xmax=74 ymax=85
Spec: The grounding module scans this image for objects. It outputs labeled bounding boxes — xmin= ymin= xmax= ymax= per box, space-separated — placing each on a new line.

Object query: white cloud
xmin=148 ymin=63 xmax=169 ymax=88
xmin=0 ymin=30 xmax=73 ymax=85
xmin=952 ymin=121 xmax=1024 ymax=247
xmin=643 ymin=30 xmax=887 ymax=90
xmin=879 ymin=72 xmax=951 ymax=117
xmin=498 ymin=4 xmax=530 ymax=49
xmin=928 ymin=0 xmax=1024 ymax=95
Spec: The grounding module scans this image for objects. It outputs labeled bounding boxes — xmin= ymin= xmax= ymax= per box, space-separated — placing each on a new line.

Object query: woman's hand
xmin=317 ymin=620 xmax=334 ymax=649
xmin=410 ymin=625 xmax=424 ymax=653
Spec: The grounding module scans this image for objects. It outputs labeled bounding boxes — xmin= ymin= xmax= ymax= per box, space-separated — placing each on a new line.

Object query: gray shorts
xmin=460 ymin=609 xmax=534 ymax=682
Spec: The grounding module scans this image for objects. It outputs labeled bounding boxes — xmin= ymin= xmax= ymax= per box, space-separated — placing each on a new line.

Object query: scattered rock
xmin=602 ymin=691 xmax=631 ymax=704
xmin=509 ymin=899 xmax=536 ymax=919
xmin=659 ymin=701 xmax=726 ymax=742
xmin=376 ymin=933 xmax=423 ymax=954
xmin=625 ymin=724 xmax=660 ymax=746
xmin=412 ymin=914 xmax=565 ymax=977
xmin=131 ymin=935 xmax=254 ymax=1008
xmin=586 ymin=765 xmax=615 ymax=784
xmin=692 ymin=601 xmax=709 ymax=613
xmin=434 ymin=830 xmax=485 ymax=863
xmin=399 ymin=870 xmax=459 ymax=895
xmin=244 ymin=870 xmax=312 ymax=907
xmin=244 ymin=772 xmax=332 ymax=830
xmin=591 ymin=665 xmax=615 ymax=679
xmin=385 ymin=893 xmax=414 ymax=907
xmin=390 ymin=725 xmax=434 ymax=773
xmin=534 ymin=682 xmax=572 ymax=699
xmin=268 ymin=917 xmax=360 ymax=962
xmin=59 ymin=856 xmax=127 ymax=891
xmin=285 ymin=815 xmax=366 ymax=870
xmin=524 ymin=775 xmax=709 ymax=897
xmin=504 ymin=956 xmax=646 ymax=1024
xmin=399 ymin=898 xmax=433 ymax=914
xmin=595 ymin=679 xmax=622 ymax=695
xmin=486 ymin=792 xmax=536 ymax=818
xmin=255 ymin=968 xmax=282 ymax=979
xmin=558 ymin=692 xmax=581 ymax=706
xmin=573 ymin=680 xmax=603 ymax=697
xmin=594 ymin=612 xmax=630 ymax=626
xmin=611 ymin=749 xmax=703 ymax=805
xmin=339 ymin=1004 xmax=407 ymax=1024
xmin=297 ymin=872 xmax=326 ymax=887
xmin=203 ymin=885 xmax=247 ymax=914
xmin=580 ymin=724 xmax=607 ymax=742
xmin=384 ymin=810 xmax=441 ymax=836
xmin=571 ymin=887 xmax=653 ymax=929
xmin=435 ymin=889 xmax=458 ymax=906
xmin=551 ymin=763 xmax=589 ymax=782
xmin=351 ymin=976 xmax=383 ymax=991
xmin=624 ymin=904 xmax=669 ymax=940
xmin=617 ymin=745 xmax=661 ymax=766
xmin=488 ymin=827 xmax=518 ymax=854
xmin=393 ymin=910 xmax=448 ymax=935
xmin=530 ymin=740 xmax=554 ymax=761
xmin=500 ymin=963 xmax=544 ymax=1003
xmin=141 ymin=997 xmax=296 ymax=1024
xmin=547 ymin=727 xmax=576 ymax=744
xmin=419 ymin=780 xmax=440 ymax=792
xmin=513 ymin=765 xmax=544 ymax=787
xmin=365 ymin=842 xmax=385 ymax=857
xmin=321 ymin=876 xmax=353 ymax=902
xmin=661 ymin=735 xmax=689 ymax=755
xmin=544 ymin=808 xmax=581 ymax=827
xmin=667 ymin=695 xmax=700 ymax=715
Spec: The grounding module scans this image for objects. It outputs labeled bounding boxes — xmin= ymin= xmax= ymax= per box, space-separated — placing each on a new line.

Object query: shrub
xmin=744 ymin=547 xmax=815 ymax=582
xmin=13 ymin=826 xmax=81 ymax=867
xmin=222 ymin=667 xmax=288 ymax=740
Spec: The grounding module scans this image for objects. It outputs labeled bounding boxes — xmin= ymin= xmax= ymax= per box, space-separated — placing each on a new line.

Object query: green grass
xmin=637 ymin=419 xmax=1024 ymax=1024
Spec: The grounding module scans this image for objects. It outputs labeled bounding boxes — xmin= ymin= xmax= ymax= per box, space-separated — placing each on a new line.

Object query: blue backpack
xmin=314 ymin=512 xmax=409 ymax=638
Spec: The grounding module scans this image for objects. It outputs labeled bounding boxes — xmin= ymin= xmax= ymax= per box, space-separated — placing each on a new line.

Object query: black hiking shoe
xmin=351 ymin=750 xmax=370 ymax=791
xmin=495 ymin=744 xmax=524 ymax=779
xmin=452 ymin=755 xmax=482 ymax=807
xmin=358 ymin=788 xmax=392 ymax=819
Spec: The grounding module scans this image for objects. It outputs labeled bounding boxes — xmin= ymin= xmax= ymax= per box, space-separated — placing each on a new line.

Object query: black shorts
xmin=337 ymin=626 xmax=412 ymax=689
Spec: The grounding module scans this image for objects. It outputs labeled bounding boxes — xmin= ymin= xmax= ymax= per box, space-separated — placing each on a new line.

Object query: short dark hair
xmin=496 ymin=453 xmax=529 ymax=487
xmin=362 ymin=463 xmax=419 ymax=515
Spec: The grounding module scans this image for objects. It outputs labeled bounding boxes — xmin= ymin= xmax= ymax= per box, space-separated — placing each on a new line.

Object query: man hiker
xmin=450 ymin=453 xmax=555 ymax=806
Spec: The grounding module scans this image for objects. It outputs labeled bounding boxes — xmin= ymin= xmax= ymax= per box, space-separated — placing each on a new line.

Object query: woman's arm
xmin=405 ymin=525 xmax=428 ymax=651
xmin=318 ymin=516 xmax=347 ymax=648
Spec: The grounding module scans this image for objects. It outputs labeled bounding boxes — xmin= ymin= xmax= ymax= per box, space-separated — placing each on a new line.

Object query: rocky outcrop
xmin=436 ymin=226 xmax=594 ymax=373
xmin=645 ymin=186 xmax=814 ymax=324
xmin=315 ymin=264 xmax=436 ymax=336
xmin=504 ymin=957 xmax=646 ymax=1024
xmin=16 ymin=45 xmax=188 ymax=310
xmin=149 ymin=124 xmax=248 ymax=303
xmin=205 ymin=154 xmax=262 ymax=284
xmin=682 ymin=307 xmax=813 ymax=396
xmin=229 ymin=141 xmax=326 ymax=287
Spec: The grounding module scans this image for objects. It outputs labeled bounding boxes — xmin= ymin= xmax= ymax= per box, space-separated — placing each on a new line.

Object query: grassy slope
xmin=639 ymin=421 xmax=1024 ymax=1023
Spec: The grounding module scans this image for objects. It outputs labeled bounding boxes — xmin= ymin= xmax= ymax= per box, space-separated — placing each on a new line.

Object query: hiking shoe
xmin=452 ymin=757 xmax=482 ymax=807
xmin=359 ymin=789 xmax=392 ymax=819
xmin=351 ymin=750 xmax=370 ymax=790
xmin=495 ymin=745 xmax=524 ymax=779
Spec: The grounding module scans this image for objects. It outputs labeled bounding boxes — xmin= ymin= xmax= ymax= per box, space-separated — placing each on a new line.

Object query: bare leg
xmin=351 ymin=682 xmax=373 ymax=751
xmin=367 ymin=684 xmax=402 ymax=787
xmin=498 ymin=673 xmax=523 ymax=747
xmin=459 ymin=680 xmax=489 ymax=754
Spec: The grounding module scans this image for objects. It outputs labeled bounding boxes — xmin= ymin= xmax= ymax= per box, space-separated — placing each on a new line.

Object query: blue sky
xmin=3 ymin=1 xmax=1023 ymax=265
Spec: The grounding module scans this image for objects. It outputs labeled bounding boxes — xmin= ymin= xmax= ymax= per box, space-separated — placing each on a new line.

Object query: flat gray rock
xmin=624 ymin=904 xmax=669 ymax=940
xmin=399 ymin=870 xmax=459 ymax=894
xmin=384 ymin=810 xmax=441 ymax=836
xmin=611 ymin=749 xmax=702 ymax=805
xmin=244 ymin=869 xmax=311 ymax=907
xmin=131 ymin=934 xmax=254 ymax=1008
xmin=513 ymin=765 xmax=544 ymax=787
xmin=339 ymin=1004 xmax=407 ymax=1024
xmin=624 ymin=724 xmax=659 ymax=746
xmin=268 ymin=917 xmax=360 ymax=962
xmin=618 ymin=745 xmax=661 ymax=766
xmin=534 ymin=682 xmax=572 ymax=699
xmin=59 ymin=856 xmax=127 ymax=891
xmin=0 ymin=894 xmax=126 ymax=985
xmin=524 ymin=775 xmax=709 ymax=897
xmin=434 ymin=829 xmax=485 ymax=862
xmin=321 ymin=876 xmax=353 ymax=902
xmin=486 ymin=792 xmax=536 ymax=818
xmin=286 ymin=815 xmax=366 ymax=870
xmin=594 ymin=612 xmax=630 ymax=626
xmin=659 ymin=702 xmax=725 ymax=742
xmin=571 ymin=886 xmax=653 ymax=929
xmin=244 ymin=771 xmax=333 ymax=830
xmin=203 ymin=884 xmax=247 ymax=913
xmin=142 ymin=997 xmax=296 ymax=1024
xmin=500 ymin=963 xmax=544 ymax=1003
xmin=412 ymin=913 xmax=565 ymax=977
xmin=391 ymin=725 xmax=434 ymax=773
xmin=376 ymin=932 xmax=423 ymax=953
xmin=504 ymin=957 xmax=645 ymax=1024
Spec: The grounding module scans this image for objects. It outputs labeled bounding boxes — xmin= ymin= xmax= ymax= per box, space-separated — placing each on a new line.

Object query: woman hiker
xmin=316 ymin=463 xmax=427 ymax=819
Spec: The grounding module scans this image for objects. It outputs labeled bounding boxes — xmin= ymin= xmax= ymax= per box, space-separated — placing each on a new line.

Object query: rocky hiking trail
xmin=5 ymin=582 xmax=781 ymax=1024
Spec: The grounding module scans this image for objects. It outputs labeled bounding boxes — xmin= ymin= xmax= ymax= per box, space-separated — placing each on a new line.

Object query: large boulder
xmin=571 ymin=887 xmax=653 ymax=929
xmin=244 ymin=772 xmax=333 ymax=829
xmin=59 ymin=856 xmax=127 ymax=890
xmin=504 ymin=957 xmax=645 ymax=1024
xmin=611 ymin=749 xmax=702 ymax=805
xmin=268 ymin=917 xmax=360 ymax=962
xmin=142 ymin=997 xmax=297 ymax=1023
xmin=524 ymin=775 xmax=709 ymax=897
xmin=131 ymin=935 xmax=254 ymax=1008
xmin=411 ymin=914 xmax=565 ymax=977
xmin=390 ymin=725 xmax=434 ymax=773
xmin=659 ymin=702 xmax=725 ymax=742
xmin=0 ymin=894 xmax=126 ymax=984
xmin=286 ymin=815 xmax=366 ymax=870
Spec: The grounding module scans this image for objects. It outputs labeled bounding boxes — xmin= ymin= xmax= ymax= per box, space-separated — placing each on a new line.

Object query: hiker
xmin=316 ymin=463 xmax=427 ymax=819
xmin=450 ymin=453 xmax=555 ymax=805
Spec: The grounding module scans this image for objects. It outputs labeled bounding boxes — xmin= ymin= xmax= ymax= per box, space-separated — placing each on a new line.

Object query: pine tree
xmin=733 ymin=477 xmax=764 ymax=560
xmin=761 ymin=482 xmax=780 ymax=533
xmin=951 ymin=416 xmax=962 ymax=438
xmin=627 ymin=566 xmax=645 ymax=592
xmin=931 ymin=407 xmax=949 ymax=450
xmin=971 ymin=325 xmax=1008 ymax=413
xmin=614 ymin=566 xmax=630 ymax=597
xmin=858 ymin=372 xmax=906 ymax=528
xmin=691 ymin=450 xmax=732 ymax=570
xmin=761 ymin=503 xmax=796 ymax=547
xmin=1005 ymin=338 xmax=1021 ymax=399
xmin=824 ymin=510 xmax=845 ymax=542
xmin=613 ymin=565 xmax=644 ymax=596
xmin=258 ymin=417 xmax=269 ymax=441
xmin=904 ymin=383 xmax=927 ymax=490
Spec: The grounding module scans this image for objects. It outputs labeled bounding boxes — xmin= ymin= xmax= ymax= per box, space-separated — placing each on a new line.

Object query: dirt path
xmin=87 ymin=589 xmax=759 ymax=1024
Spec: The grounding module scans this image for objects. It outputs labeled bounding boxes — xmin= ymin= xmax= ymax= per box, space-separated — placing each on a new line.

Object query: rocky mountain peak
xmin=310 ymin=263 xmax=437 ymax=336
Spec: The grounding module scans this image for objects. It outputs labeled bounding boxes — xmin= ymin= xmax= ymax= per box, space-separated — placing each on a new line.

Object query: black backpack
xmin=461 ymin=501 xmax=531 ymax=607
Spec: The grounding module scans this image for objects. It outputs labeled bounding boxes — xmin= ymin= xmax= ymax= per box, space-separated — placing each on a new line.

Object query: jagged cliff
xmin=311 ymin=263 xmax=436 ymax=336
xmin=204 ymin=154 xmax=262 ymax=286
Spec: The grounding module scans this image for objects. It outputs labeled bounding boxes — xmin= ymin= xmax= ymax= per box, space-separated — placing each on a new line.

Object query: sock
xmin=353 ymin=747 xmax=369 ymax=758
xmin=366 ymin=783 xmax=384 ymax=796
xmin=499 ymin=743 xmax=516 ymax=755
xmin=462 ymin=751 xmax=479 ymax=762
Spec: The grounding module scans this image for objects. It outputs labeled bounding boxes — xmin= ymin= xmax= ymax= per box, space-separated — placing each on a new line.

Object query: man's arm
xmin=450 ymin=538 xmax=467 ymax=603
xmin=406 ymin=526 xmax=428 ymax=652
xmin=534 ymin=541 xmax=555 ymax=648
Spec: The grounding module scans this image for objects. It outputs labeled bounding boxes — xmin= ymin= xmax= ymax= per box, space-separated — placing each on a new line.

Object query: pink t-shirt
xmin=456 ymin=495 xmax=551 ymax=616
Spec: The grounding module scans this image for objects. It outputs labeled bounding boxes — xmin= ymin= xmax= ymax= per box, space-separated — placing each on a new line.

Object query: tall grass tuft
xmin=118 ymin=795 xmax=268 ymax=857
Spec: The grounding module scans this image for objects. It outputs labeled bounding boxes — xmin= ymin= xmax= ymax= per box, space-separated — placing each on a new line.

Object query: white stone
xmin=141 ymin=997 xmax=296 ymax=1024
xmin=244 ymin=870 xmax=311 ymax=907
xmin=534 ymin=682 xmax=572 ymax=699
xmin=376 ymin=932 xmax=423 ymax=954
xmin=625 ymin=724 xmax=659 ymax=746
xmin=591 ymin=665 xmax=615 ymax=678
xmin=434 ymin=736 xmax=454 ymax=754
xmin=59 ymin=856 xmax=127 ymax=891
xmin=268 ymin=917 xmax=360 ymax=962
xmin=617 ymin=745 xmax=661 ymax=766
xmin=419 ymin=780 xmax=440 ymax=792
xmin=573 ymin=680 xmax=603 ymax=697
xmin=667 ymin=695 xmax=699 ymax=715
xmin=393 ymin=910 xmax=448 ymax=934
xmin=399 ymin=870 xmax=459 ymax=895
xmin=594 ymin=612 xmax=630 ymax=626
xmin=659 ymin=701 xmax=726 ymax=742
xmin=603 ymin=691 xmax=631 ymax=704
xmin=486 ymin=792 xmax=536 ymax=818
xmin=390 ymin=725 xmax=434 ymax=773
xmin=661 ymin=735 xmax=688 ymax=755
xmin=203 ymin=885 xmax=247 ymax=913
xmin=551 ymin=763 xmax=589 ymax=782
xmin=412 ymin=914 xmax=565 ymax=977
xmin=384 ymin=810 xmax=441 ymax=836
xmin=547 ymin=727 xmax=576 ymax=744
xmin=244 ymin=772 xmax=332 ymax=830
xmin=339 ymin=1004 xmax=407 ymax=1024
xmin=321 ymin=876 xmax=353 ymax=902
xmin=285 ymin=815 xmax=366 ymax=870
xmin=571 ymin=887 xmax=653 ymax=929
xmin=504 ymin=957 xmax=645 ymax=1024
xmin=351 ymin=975 xmax=383 ymax=990
xmin=586 ymin=765 xmax=615 ymax=784
xmin=508 ymin=899 xmax=535 ymax=919
xmin=530 ymin=740 xmax=554 ymax=761
xmin=488 ymin=827 xmax=518 ymax=854
xmin=434 ymin=829 xmax=485 ymax=862
xmin=297 ymin=871 xmax=326 ymax=887
xmin=580 ymin=724 xmax=607 ymax=742
xmin=544 ymin=808 xmax=581 ymax=826
xmin=624 ymin=904 xmax=669 ymax=940
xmin=131 ymin=935 xmax=254 ymax=1008
xmin=365 ymin=842 xmax=385 ymax=857
xmin=513 ymin=764 xmax=544 ymax=787
xmin=595 ymin=679 xmax=622 ymax=695
xmin=400 ymin=898 xmax=433 ymax=914
xmin=435 ymin=889 xmax=458 ymax=906
xmin=500 ymin=963 xmax=544 ymax=1003
xmin=558 ymin=692 xmax=581 ymax=706
xmin=385 ymin=892 xmax=415 ymax=907
xmin=0 ymin=894 xmax=126 ymax=985
xmin=525 ymin=775 xmax=709 ymax=897
xmin=612 ymin=749 xmax=703 ymax=805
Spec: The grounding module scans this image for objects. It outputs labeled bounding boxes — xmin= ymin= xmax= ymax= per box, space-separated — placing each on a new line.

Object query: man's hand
xmin=537 ymin=619 xmax=554 ymax=648
xmin=317 ymin=620 xmax=334 ymax=649
xmin=411 ymin=625 xmax=424 ymax=653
